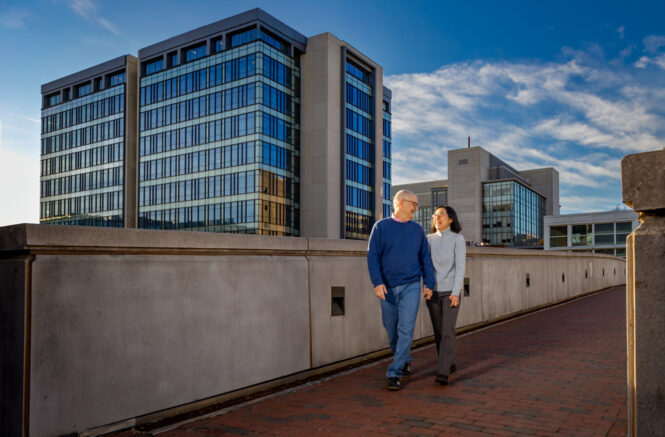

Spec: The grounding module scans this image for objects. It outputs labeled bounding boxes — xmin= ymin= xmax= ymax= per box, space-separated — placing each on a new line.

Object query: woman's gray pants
xmin=426 ymin=291 xmax=460 ymax=377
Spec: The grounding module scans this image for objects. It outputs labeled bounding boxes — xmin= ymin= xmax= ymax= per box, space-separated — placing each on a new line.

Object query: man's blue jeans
xmin=380 ymin=281 xmax=421 ymax=378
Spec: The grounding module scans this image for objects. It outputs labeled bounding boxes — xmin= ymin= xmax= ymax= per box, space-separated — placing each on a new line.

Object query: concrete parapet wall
xmin=0 ymin=224 xmax=625 ymax=436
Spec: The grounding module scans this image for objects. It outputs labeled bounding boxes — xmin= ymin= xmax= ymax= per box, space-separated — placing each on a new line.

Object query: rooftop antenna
xmin=468 ymin=136 xmax=471 ymax=148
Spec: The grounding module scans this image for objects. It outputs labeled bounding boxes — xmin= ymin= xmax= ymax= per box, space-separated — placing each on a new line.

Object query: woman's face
xmin=432 ymin=207 xmax=453 ymax=232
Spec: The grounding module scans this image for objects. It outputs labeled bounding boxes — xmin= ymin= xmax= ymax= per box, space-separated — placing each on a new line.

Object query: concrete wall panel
xmin=28 ymin=254 xmax=309 ymax=437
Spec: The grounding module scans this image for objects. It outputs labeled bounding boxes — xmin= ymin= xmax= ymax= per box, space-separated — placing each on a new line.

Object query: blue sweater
xmin=367 ymin=217 xmax=436 ymax=290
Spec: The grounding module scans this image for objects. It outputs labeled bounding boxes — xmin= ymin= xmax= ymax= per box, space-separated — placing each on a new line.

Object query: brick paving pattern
xmin=115 ymin=286 xmax=627 ymax=436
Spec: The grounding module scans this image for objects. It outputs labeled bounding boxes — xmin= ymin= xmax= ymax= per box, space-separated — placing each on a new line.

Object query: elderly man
xmin=367 ymin=189 xmax=435 ymax=390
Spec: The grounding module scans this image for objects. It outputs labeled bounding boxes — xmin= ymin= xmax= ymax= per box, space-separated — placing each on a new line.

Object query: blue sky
xmin=1 ymin=0 xmax=664 ymax=225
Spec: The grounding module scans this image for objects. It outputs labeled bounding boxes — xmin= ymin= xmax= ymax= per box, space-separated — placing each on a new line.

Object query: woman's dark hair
xmin=430 ymin=205 xmax=462 ymax=234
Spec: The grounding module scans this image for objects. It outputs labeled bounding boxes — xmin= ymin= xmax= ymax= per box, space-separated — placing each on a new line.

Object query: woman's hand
xmin=449 ymin=294 xmax=459 ymax=307
xmin=423 ymin=287 xmax=433 ymax=300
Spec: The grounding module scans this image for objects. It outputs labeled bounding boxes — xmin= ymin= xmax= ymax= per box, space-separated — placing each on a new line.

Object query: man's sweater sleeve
xmin=419 ymin=231 xmax=436 ymax=290
xmin=367 ymin=223 xmax=384 ymax=287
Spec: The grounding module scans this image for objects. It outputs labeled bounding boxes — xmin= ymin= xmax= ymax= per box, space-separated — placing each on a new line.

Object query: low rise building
xmin=544 ymin=209 xmax=638 ymax=258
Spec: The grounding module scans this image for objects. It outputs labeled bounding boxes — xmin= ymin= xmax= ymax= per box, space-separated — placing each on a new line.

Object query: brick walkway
xmin=117 ymin=286 xmax=628 ymax=436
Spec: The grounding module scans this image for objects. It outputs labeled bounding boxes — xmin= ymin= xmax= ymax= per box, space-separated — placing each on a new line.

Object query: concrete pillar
xmin=621 ymin=148 xmax=665 ymax=436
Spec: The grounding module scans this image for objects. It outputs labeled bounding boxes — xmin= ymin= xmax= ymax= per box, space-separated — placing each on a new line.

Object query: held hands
xmin=423 ymin=287 xmax=433 ymax=300
xmin=449 ymin=294 xmax=460 ymax=308
xmin=374 ymin=284 xmax=387 ymax=300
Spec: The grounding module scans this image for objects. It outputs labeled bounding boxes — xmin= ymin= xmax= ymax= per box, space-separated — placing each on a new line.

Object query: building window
xmin=572 ymin=224 xmax=592 ymax=246
xmin=616 ymin=222 xmax=632 ymax=244
xmin=168 ymin=52 xmax=179 ymax=67
xmin=594 ymin=222 xmax=614 ymax=245
xmin=46 ymin=93 xmax=61 ymax=107
xmin=212 ymin=37 xmax=223 ymax=53
xmin=431 ymin=188 xmax=447 ymax=207
xmin=346 ymin=60 xmax=371 ymax=84
xmin=259 ymin=29 xmax=289 ymax=54
xmin=550 ymin=226 xmax=567 ymax=247
xmin=145 ymin=58 xmax=164 ymax=75
xmin=185 ymin=43 xmax=207 ymax=62
xmin=230 ymin=28 xmax=257 ymax=48
xmin=382 ymin=139 xmax=391 ymax=159
xmin=413 ymin=206 xmax=433 ymax=232
xmin=76 ymin=82 xmax=92 ymax=98
xmin=108 ymin=71 xmax=126 ymax=87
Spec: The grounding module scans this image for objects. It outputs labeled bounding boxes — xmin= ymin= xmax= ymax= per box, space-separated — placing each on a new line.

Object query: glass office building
xmin=39 ymin=9 xmax=391 ymax=239
xmin=343 ymin=59 xmax=376 ymax=239
xmin=382 ymin=94 xmax=392 ymax=220
xmin=482 ymin=180 xmax=545 ymax=246
xmin=40 ymin=56 xmax=137 ymax=227
xmin=137 ymin=23 xmax=302 ymax=235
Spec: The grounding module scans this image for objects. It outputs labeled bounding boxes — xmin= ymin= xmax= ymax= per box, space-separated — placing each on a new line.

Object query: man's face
xmin=399 ymin=196 xmax=418 ymax=220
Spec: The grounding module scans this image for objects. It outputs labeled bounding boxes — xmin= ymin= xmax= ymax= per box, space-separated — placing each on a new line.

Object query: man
xmin=367 ymin=189 xmax=435 ymax=391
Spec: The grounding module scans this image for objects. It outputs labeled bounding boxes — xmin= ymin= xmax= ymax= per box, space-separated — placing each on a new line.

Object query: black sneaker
xmin=401 ymin=362 xmax=413 ymax=378
xmin=387 ymin=377 xmax=401 ymax=391
xmin=435 ymin=374 xmax=448 ymax=385
xmin=449 ymin=364 xmax=457 ymax=374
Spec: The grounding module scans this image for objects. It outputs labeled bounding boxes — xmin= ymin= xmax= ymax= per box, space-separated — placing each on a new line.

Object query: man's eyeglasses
xmin=402 ymin=199 xmax=418 ymax=208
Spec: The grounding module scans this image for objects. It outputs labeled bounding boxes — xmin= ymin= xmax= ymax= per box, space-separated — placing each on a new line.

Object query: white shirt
xmin=427 ymin=229 xmax=466 ymax=296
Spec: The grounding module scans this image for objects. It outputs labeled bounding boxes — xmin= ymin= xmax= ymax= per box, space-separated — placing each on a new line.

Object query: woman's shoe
xmin=435 ymin=374 xmax=448 ymax=385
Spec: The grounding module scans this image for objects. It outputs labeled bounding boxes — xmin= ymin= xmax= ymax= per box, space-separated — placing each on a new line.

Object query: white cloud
xmin=643 ymin=35 xmax=665 ymax=54
xmin=384 ymin=48 xmax=665 ymax=212
xmin=634 ymin=54 xmax=665 ymax=70
xmin=68 ymin=0 xmax=121 ymax=36
xmin=617 ymin=26 xmax=625 ymax=40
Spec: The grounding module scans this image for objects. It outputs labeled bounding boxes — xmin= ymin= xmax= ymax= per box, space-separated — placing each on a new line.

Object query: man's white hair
xmin=393 ymin=189 xmax=415 ymax=209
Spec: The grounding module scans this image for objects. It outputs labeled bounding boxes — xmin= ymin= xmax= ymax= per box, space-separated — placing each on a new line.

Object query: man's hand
xmin=423 ymin=287 xmax=433 ymax=300
xmin=449 ymin=294 xmax=459 ymax=307
xmin=374 ymin=284 xmax=387 ymax=300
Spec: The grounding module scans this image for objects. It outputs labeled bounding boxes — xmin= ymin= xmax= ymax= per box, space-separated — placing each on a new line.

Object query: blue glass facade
xmin=382 ymin=99 xmax=392 ymax=220
xmin=482 ymin=181 xmax=545 ymax=246
xmin=39 ymin=10 xmax=391 ymax=239
xmin=344 ymin=59 xmax=375 ymax=239
xmin=138 ymin=30 xmax=300 ymax=235
xmin=40 ymin=66 xmax=128 ymax=227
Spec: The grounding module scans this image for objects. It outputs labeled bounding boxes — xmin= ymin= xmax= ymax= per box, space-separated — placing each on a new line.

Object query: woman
xmin=426 ymin=205 xmax=466 ymax=386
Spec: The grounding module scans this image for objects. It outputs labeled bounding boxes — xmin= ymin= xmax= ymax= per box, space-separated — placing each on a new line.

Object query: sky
xmin=1 ymin=0 xmax=664 ymax=226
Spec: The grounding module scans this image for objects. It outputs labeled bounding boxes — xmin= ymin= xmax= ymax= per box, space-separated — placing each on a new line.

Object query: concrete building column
xmin=621 ymin=148 xmax=665 ymax=436
xmin=567 ymin=224 xmax=572 ymax=248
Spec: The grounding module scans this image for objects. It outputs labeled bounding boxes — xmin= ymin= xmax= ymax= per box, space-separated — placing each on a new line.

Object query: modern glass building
xmin=300 ymin=32 xmax=391 ymax=240
xmin=482 ymin=180 xmax=545 ymax=246
xmin=40 ymin=56 xmax=138 ymax=227
xmin=39 ymin=9 xmax=391 ymax=238
xmin=393 ymin=145 xmax=557 ymax=248
xmin=136 ymin=15 xmax=304 ymax=235
xmin=342 ymin=59 xmax=376 ymax=239
xmin=381 ymin=92 xmax=393 ymax=220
